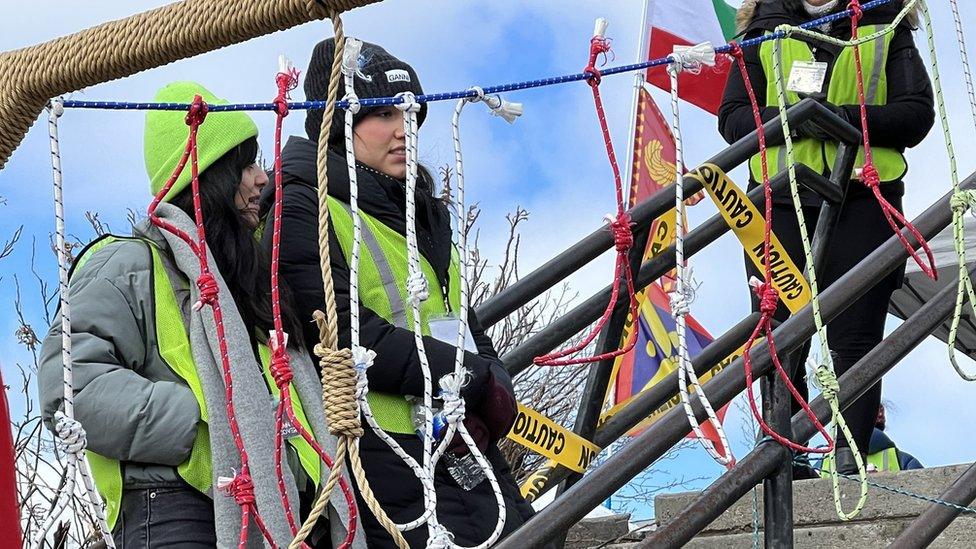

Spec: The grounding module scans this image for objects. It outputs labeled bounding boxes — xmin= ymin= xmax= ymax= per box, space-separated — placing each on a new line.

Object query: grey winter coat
xmin=38 ymin=204 xmax=362 ymax=548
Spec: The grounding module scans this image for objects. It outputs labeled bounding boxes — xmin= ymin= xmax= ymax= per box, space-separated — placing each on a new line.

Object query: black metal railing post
xmin=760 ymin=371 xmax=793 ymax=548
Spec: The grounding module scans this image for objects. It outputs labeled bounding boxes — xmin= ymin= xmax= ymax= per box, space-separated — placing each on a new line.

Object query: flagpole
xmin=622 ymin=0 xmax=653 ymax=199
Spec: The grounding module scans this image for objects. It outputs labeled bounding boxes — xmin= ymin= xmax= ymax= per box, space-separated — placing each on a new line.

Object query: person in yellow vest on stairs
xmin=38 ymin=82 xmax=359 ymax=548
xmin=720 ymin=0 xmax=934 ymax=479
xmin=820 ymin=401 xmax=923 ymax=475
xmin=260 ymin=38 xmax=548 ymax=548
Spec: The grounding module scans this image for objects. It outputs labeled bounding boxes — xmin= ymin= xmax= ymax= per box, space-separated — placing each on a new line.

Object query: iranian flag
xmin=644 ymin=0 xmax=739 ymax=114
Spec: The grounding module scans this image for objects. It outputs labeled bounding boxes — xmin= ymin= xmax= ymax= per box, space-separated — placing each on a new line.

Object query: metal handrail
xmin=496 ymin=170 xmax=976 ymax=549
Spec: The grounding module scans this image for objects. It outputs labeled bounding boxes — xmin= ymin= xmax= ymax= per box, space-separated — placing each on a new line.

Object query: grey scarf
xmin=146 ymin=204 xmax=362 ymax=548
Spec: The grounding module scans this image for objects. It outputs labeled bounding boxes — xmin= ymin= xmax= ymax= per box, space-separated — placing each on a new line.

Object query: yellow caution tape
xmin=506 ymin=403 xmax=600 ymax=477
xmin=687 ymin=163 xmax=811 ymax=313
xmin=648 ymin=207 xmax=678 ymax=263
xmin=519 ymin=342 xmax=751 ymax=501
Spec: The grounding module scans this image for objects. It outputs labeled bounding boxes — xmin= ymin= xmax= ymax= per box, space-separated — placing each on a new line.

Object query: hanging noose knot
xmin=192 ymin=272 xmax=219 ymax=311
xmin=951 ymin=191 xmax=976 ymax=214
xmin=320 ymin=347 xmax=364 ymax=439
xmin=53 ymin=412 xmax=87 ymax=456
xmin=728 ymin=41 xmax=743 ymax=60
xmin=584 ymin=37 xmax=612 ymax=86
xmin=752 ymin=281 xmax=779 ymax=315
xmin=814 ymin=365 xmax=840 ymax=400
xmin=860 ymin=164 xmax=880 ymax=189
xmin=218 ymin=473 xmax=256 ymax=506
xmin=184 ymin=95 xmax=209 ymax=126
xmin=609 ymin=212 xmax=634 ymax=253
xmin=270 ymin=347 xmax=293 ymax=388
xmin=847 ymin=0 xmax=863 ymax=24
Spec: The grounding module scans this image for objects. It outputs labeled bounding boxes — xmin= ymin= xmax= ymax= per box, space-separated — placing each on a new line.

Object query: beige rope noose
xmin=292 ymin=10 xmax=408 ymax=549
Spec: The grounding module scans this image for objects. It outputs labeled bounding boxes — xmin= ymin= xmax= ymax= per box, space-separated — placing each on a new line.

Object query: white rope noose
xmin=32 ymin=98 xmax=116 ymax=549
xmin=426 ymin=86 xmax=526 ymax=548
xmin=393 ymin=90 xmax=444 ymax=543
xmin=667 ymin=45 xmax=734 ymax=467
xmin=340 ymin=40 xmax=437 ymax=533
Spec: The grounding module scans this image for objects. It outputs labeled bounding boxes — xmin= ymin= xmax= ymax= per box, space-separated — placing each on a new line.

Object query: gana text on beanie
xmin=145 ymin=81 xmax=259 ymax=202
xmin=304 ymin=38 xmax=426 ymax=145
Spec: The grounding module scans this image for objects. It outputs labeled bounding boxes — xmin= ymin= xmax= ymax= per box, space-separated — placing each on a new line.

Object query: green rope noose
xmin=928 ymin=0 xmax=976 ymax=381
xmin=766 ymin=0 xmax=920 ymax=519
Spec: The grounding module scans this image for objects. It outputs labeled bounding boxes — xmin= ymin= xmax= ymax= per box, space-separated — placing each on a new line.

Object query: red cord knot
xmin=270 ymin=345 xmax=293 ymax=388
xmin=193 ymin=272 xmax=219 ymax=311
xmin=751 ymin=280 xmax=779 ymax=315
xmin=584 ymin=37 xmax=613 ymax=86
xmin=608 ymin=212 xmax=634 ymax=253
xmin=218 ymin=473 xmax=256 ymax=506
xmin=274 ymin=66 xmax=300 ymax=117
xmin=847 ymin=0 xmax=863 ymax=25
xmin=860 ymin=164 xmax=881 ymax=189
xmin=184 ymin=95 xmax=208 ymax=127
xmin=728 ymin=41 xmax=743 ymax=60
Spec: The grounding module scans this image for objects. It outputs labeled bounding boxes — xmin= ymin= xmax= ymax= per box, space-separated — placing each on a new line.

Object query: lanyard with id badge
xmin=787 ymin=60 xmax=828 ymax=95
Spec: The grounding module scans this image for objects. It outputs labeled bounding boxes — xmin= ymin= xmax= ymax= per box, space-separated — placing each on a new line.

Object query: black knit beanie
xmin=304 ymin=38 xmax=427 ymax=146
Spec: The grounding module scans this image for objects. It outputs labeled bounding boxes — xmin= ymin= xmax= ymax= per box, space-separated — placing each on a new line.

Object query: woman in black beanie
xmin=262 ymin=38 xmax=542 ymax=548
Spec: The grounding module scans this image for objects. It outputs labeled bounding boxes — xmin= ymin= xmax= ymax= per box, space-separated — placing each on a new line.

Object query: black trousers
xmin=744 ymin=188 xmax=905 ymax=455
xmin=112 ymin=485 xmax=216 ymax=548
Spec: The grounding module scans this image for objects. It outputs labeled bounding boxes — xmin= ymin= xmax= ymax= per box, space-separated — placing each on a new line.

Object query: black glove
xmin=792 ymin=93 xmax=852 ymax=141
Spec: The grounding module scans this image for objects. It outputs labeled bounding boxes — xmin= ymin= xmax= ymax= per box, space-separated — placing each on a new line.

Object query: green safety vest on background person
xmin=820 ymin=447 xmax=901 ymax=477
xmin=327 ymin=198 xmax=462 ymax=435
xmin=748 ymin=24 xmax=908 ymax=184
xmin=74 ymin=236 xmax=322 ymax=529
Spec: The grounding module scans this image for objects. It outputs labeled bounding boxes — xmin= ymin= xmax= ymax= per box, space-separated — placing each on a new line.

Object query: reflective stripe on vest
xmin=76 ymin=236 xmax=320 ymax=529
xmin=327 ymin=198 xmax=462 ymax=435
xmin=748 ymin=25 xmax=908 ymax=184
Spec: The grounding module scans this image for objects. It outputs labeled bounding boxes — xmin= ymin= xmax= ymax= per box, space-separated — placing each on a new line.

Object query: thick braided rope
xmin=937 ymin=0 xmax=976 ymax=381
xmin=0 ymin=0 xmax=376 ymax=170
xmin=314 ymin=11 xmax=345 ymax=352
xmin=395 ymin=92 xmax=441 ymax=541
xmin=31 ymin=99 xmax=116 ymax=549
xmin=338 ymin=39 xmax=435 ymax=535
xmin=666 ymin=57 xmax=734 ymax=469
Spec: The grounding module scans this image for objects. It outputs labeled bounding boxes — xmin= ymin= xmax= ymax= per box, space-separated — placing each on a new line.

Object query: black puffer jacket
xmin=719 ymin=0 xmax=934 ymax=205
xmin=260 ymin=136 xmax=537 ymax=548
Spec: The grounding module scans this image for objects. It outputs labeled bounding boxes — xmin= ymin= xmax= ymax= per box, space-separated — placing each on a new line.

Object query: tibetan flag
xmin=644 ymin=0 xmax=739 ymax=114
xmin=607 ymin=284 xmax=731 ymax=455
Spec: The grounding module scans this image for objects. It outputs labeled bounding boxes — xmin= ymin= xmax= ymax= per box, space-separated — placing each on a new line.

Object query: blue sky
xmin=3 ymin=0 xmax=976 ymax=523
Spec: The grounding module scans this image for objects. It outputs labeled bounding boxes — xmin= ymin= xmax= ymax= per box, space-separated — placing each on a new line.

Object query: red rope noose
xmin=728 ymin=44 xmax=836 ymax=454
xmin=147 ymin=96 xmax=277 ymax=547
xmin=533 ymin=31 xmax=640 ymax=367
xmin=847 ymin=0 xmax=937 ymax=279
xmin=268 ymin=67 xmax=359 ymax=548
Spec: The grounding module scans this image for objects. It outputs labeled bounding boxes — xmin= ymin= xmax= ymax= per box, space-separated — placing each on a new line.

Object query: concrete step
xmin=653 ymin=463 xmax=974 ymax=548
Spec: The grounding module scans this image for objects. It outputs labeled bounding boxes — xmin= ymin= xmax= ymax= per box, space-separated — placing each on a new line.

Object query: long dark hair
xmin=171 ymin=137 xmax=304 ymax=349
